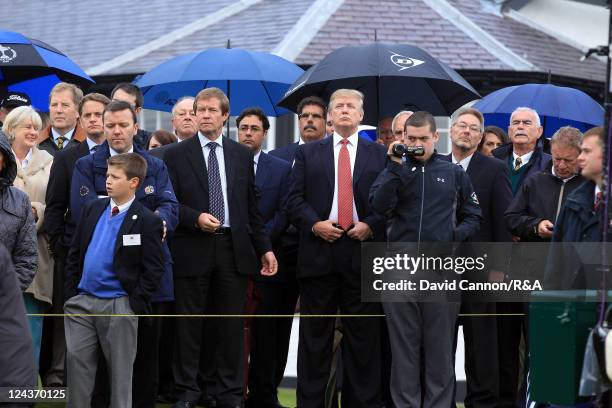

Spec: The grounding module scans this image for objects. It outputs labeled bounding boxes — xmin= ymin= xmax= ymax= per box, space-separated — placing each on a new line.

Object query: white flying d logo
xmin=389 ymin=51 xmax=425 ymax=71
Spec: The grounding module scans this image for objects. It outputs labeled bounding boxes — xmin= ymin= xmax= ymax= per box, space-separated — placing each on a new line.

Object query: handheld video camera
xmin=391 ymin=144 xmax=425 ymax=158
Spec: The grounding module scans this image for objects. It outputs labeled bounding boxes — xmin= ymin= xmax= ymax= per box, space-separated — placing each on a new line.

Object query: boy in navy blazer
xmin=64 ymin=153 xmax=164 ymax=408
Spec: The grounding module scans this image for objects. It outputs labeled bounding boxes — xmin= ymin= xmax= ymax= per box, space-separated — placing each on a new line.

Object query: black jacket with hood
xmin=0 ymin=131 xmax=37 ymax=290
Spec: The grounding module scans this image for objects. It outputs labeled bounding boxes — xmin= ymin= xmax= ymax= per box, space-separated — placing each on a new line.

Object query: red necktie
xmin=594 ymin=191 xmax=603 ymax=211
xmin=337 ymin=139 xmax=353 ymax=231
xmin=111 ymin=206 xmax=119 ymax=217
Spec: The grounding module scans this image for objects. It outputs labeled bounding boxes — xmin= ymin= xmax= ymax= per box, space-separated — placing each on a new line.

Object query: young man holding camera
xmin=369 ymin=111 xmax=481 ymax=408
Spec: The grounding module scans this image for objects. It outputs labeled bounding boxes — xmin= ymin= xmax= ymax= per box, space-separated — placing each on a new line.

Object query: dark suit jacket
xmin=163 ymin=135 xmax=272 ymax=277
xmin=43 ymin=141 xmax=91 ymax=250
xmin=255 ymin=151 xmax=291 ymax=243
xmin=37 ymin=125 xmax=86 ymax=157
xmin=287 ymin=136 xmax=387 ymax=278
xmin=64 ymin=198 xmax=164 ymax=315
xmin=149 ymin=143 xmax=175 ymax=160
xmin=444 ymin=152 xmax=513 ymax=242
xmin=269 ymin=141 xmax=299 ymax=164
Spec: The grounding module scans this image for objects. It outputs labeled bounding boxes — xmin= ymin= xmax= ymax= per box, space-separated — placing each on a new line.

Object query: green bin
xmin=529 ymin=291 xmax=601 ymax=405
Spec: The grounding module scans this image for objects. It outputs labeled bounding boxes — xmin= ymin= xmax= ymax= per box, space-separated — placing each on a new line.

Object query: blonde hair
xmin=329 ymin=89 xmax=364 ymax=112
xmin=49 ymin=82 xmax=84 ymax=106
xmin=2 ymin=106 xmax=42 ymax=141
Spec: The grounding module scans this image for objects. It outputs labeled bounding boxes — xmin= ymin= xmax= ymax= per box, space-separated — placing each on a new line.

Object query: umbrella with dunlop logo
xmin=277 ymin=42 xmax=480 ymax=126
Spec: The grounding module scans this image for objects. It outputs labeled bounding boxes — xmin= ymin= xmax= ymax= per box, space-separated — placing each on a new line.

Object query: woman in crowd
xmin=147 ymin=129 xmax=178 ymax=150
xmin=2 ymin=106 xmax=54 ymax=371
xmin=479 ymin=125 xmax=510 ymax=156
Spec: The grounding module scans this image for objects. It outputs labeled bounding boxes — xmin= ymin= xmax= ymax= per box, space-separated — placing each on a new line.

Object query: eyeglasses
xmin=238 ymin=125 xmax=263 ymax=133
xmin=298 ymin=112 xmax=324 ymax=120
xmin=454 ymin=122 xmax=481 ymax=133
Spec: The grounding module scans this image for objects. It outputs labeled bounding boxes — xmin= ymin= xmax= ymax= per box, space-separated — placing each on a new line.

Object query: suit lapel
xmin=255 ymin=152 xmax=270 ymax=189
xmin=223 ymin=139 xmax=237 ymax=201
xmin=185 ymin=136 xmax=209 ymax=196
xmin=114 ymin=201 xmax=141 ymax=256
xmin=352 ymin=138 xmax=370 ymax=185
xmin=322 ymin=138 xmax=334 ymax=192
xmin=466 ymin=152 xmax=482 ymax=181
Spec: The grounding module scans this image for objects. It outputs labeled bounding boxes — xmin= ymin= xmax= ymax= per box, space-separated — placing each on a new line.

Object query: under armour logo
xmin=437 ymin=177 xmax=445 ymax=183
xmin=389 ymin=51 xmax=425 ymax=71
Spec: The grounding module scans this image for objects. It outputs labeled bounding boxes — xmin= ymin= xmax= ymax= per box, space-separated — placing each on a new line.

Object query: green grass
xmin=36 ymin=389 xmax=464 ymax=407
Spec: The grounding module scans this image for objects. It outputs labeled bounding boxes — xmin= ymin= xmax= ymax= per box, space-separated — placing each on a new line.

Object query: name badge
xmin=123 ymin=234 xmax=141 ymax=246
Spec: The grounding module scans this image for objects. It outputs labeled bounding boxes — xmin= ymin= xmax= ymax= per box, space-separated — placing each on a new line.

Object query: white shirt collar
xmin=86 ymin=137 xmax=99 ymax=152
xmin=551 ymin=166 xmax=577 ymax=183
xmin=332 ymin=131 xmax=358 ymax=147
xmin=512 ymin=150 xmax=534 ymax=168
xmin=110 ymin=196 xmax=135 ymax=215
xmin=12 ymin=148 xmax=33 ymax=169
xmin=298 ymin=138 xmax=306 ymax=145
xmin=198 ymin=132 xmax=224 ymax=149
xmin=451 ymin=151 xmax=474 ymax=171
xmin=51 ymin=127 xmax=75 ymax=142
xmin=109 ymin=145 xmax=134 ymax=156
xmin=253 ymin=150 xmax=261 ymax=165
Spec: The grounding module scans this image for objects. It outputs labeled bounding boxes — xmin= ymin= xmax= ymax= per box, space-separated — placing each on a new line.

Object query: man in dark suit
xmin=288 ymin=89 xmax=387 ymax=408
xmin=446 ymin=107 xmax=513 ymax=408
xmin=64 ymin=153 xmax=165 ymax=408
xmin=269 ymin=95 xmax=327 ymax=164
xmin=38 ymin=82 xmax=86 ymax=156
xmin=236 ymin=107 xmax=291 ymax=408
xmin=41 ymin=92 xmax=110 ymax=387
xmin=164 ymin=88 xmax=277 ymax=408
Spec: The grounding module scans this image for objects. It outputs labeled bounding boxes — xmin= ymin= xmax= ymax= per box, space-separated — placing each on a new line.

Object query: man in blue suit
xmin=288 ymin=89 xmax=387 ymax=408
xmin=236 ymin=107 xmax=292 ymax=408
xmin=70 ymin=100 xmax=178 ymax=408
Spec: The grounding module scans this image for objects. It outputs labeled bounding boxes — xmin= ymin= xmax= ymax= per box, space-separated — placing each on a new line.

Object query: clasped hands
xmin=312 ymin=220 xmax=372 ymax=243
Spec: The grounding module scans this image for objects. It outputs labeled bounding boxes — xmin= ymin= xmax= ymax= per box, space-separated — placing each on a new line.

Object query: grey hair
xmin=550 ymin=126 xmax=582 ymax=152
xmin=171 ymin=96 xmax=195 ymax=117
xmin=2 ymin=106 xmax=42 ymax=141
xmin=510 ymin=107 xmax=541 ymax=127
xmin=391 ymin=110 xmax=414 ymax=131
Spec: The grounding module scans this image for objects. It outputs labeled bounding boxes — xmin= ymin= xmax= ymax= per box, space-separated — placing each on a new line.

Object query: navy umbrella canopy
xmin=278 ymin=42 xmax=480 ymax=125
xmin=0 ymin=30 xmax=94 ymax=110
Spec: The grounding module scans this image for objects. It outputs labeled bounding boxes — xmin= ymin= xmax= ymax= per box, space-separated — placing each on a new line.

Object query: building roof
xmin=0 ymin=0 xmax=605 ymax=82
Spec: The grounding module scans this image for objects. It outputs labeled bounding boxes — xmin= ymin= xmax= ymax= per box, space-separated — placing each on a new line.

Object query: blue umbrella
xmin=134 ymin=48 xmax=304 ymax=116
xmin=0 ymin=31 xmax=94 ymax=111
xmin=473 ymin=84 xmax=604 ymax=137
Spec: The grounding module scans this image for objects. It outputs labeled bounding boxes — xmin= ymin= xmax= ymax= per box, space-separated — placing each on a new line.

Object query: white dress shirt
xmin=110 ymin=196 xmax=135 ymax=216
xmin=109 ymin=146 xmax=134 ymax=156
xmin=12 ymin=148 xmax=33 ymax=169
xmin=199 ymin=132 xmax=230 ymax=227
xmin=451 ymin=152 xmax=474 ymax=172
xmin=253 ymin=150 xmax=261 ymax=175
xmin=328 ymin=132 xmax=359 ymax=223
xmin=512 ymin=150 xmax=534 ymax=169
